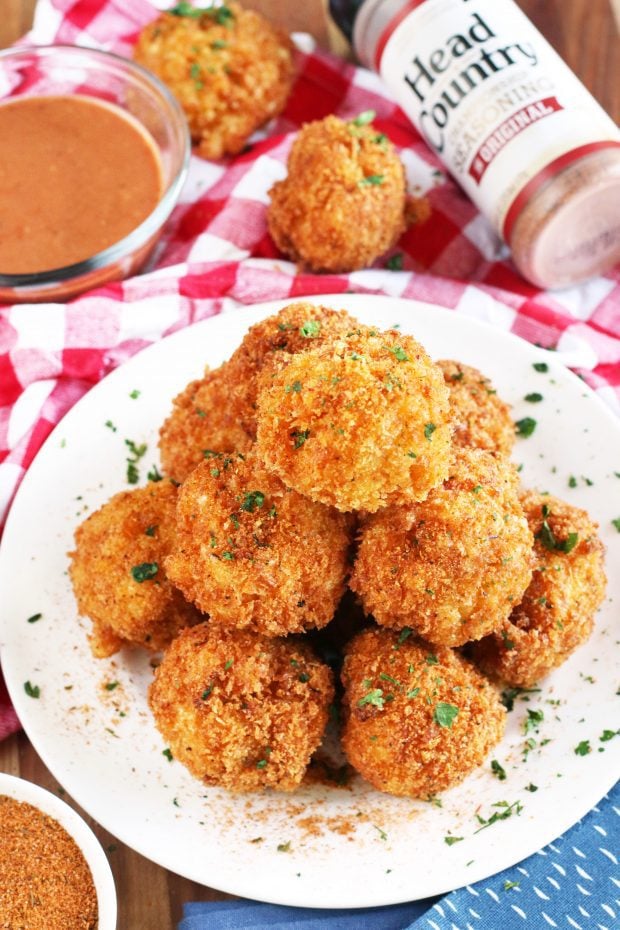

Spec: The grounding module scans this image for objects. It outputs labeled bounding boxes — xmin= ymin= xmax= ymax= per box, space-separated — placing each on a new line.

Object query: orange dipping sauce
xmin=0 ymin=95 xmax=163 ymax=275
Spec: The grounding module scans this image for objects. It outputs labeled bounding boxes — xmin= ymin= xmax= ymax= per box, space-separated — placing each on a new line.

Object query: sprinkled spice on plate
xmin=0 ymin=795 xmax=98 ymax=928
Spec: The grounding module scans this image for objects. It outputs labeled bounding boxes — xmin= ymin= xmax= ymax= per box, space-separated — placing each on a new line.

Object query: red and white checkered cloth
xmin=1 ymin=0 xmax=619 ymax=738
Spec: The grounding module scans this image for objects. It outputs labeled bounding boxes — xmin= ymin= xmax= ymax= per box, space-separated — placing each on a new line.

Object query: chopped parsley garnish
xmin=291 ymin=429 xmax=310 ymax=449
xmin=524 ymin=708 xmax=544 ymax=733
xmin=533 ymin=362 xmax=549 ymax=373
xmin=131 ymin=562 xmax=159 ymax=582
xmin=612 ymin=518 xmax=620 ymax=532
xmin=240 ymin=490 xmax=265 ymax=512
xmin=474 ymin=799 xmax=523 ymax=832
xmin=491 ymin=759 xmax=507 ymax=781
xmin=535 ymin=509 xmax=579 ymax=554
xmin=389 ymin=345 xmax=409 ymax=362
xmin=515 ymin=417 xmax=536 ymax=437
xmin=300 ymin=320 xmax=321 ymax=338
xmin=504 ymin=880 xmax=520 ymax=891
xmin=433 ymin=702 xmax=459 ymax=728
xmin=574 ymin=740 xmax=591 ymax=756
xmin=129 ymin=389 xmax=140 ymax=399
xmin=224 ymin=659 xmax=233 ymax=671
xmin=373 ymin=825 xmax=388 ymax=840
xmin=501 ymin=630 xmax=515 ymax=650
xmin=524 ymin=783 xmax=538 ymax=792
xmin=211 ymin=38 xmax=228 ymax=49
xmin=147 ymin=464 xmax=163 ymax=482
xmin=298 ymin=673 xmax=310 ymax=683
xmin=500 ymin=686 xmax=541 ymax=711
xmin=569 ymin=475 xmax=578 ymax=488
xmin=358 ymin=688 xmax=385 ymax=709
xmin=358 ymin=174 xmax=384 ymax=186
xmin=524 ymin=392 xmax=543 ymax=403
xmin=105 ymin=420 xmax=117 ymax=432
xmin=105 ymin=681 xmax=119 ymax=692
xmin=256 ymin=759 xmax=268 ymax=769
xmin=201 ymin=686 xmax=213 ymax=701
xmin=125 ymin=438 xmax=147 ymax=484
xmin=386 ymin=253 xmax=403 ymax=271
xmin=351 ymin=109 xmax=375 ymax=126
xmin=425 ymin=653 xmax=439 ymax=665
xmin=424 ymin=423 xmax=436 ymax=440
xmin=170 ymin=2 xmax=234 ymax=26
xmin=600 ymin=729 xmax=618 ymax=742
xmin=145 ymin=525 xmax=157 ymax=537
xmin=444 ymin=835 xmax=464 ymax=846
xmin=24 ymin=681 xmax=40 ymax=699
xmin=406 ymin=688 xmax=420 ymax=699
xmin=163 ymin=748 xmax=173 ymax=762
xmin=27 ymin=613 xmax=42 ymax=624
xmin=221 ymin=551 xmax=235 ymax=561
xmin=285 ymin=380 xmax=303 ymax=394
xmin=277 ymin=841 xmax=291 ymax=852
xmin=397 ymin=627 xmax=412 ymax=646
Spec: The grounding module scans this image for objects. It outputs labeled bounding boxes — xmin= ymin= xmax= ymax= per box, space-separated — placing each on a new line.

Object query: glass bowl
xmin=0 ymin=44 xmax=190 ymax=303
xmin=0 ymin=772 xmax=117 ymax=928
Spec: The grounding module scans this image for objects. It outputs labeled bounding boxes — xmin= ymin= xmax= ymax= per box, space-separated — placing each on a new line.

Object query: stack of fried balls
xmin=69 ymin=303 xmax=606 ymax=797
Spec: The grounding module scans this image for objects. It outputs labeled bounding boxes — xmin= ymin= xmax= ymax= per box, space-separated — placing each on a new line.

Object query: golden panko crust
xmin=159 ymin=366 xmax=254 ymax=484
xmin=149 ymin=623 xmax=334 ymax=792
xmin=134 ymin=3 xmax=295 ymax=160
xmin=470 ymin=490 xmax=606 ymax=686
xmin=437 ymin=359 xmax=515 ymax=457
xmin=69 ymin=480 xmax=201 ymax=658
xmin=350 ymin=448 xmax=534 ymax=645
xmin=165 ymin=452 xmax=353 ymax=636
xmin=267 ymin=115 xmax=407 ymax=272
xmin=341 ymin=627 xmax=506 ymax=797
xmin=227 ymin=303 xmax=360 ymax=437
xmin=255 ymin=326 xmax=452 ymax=512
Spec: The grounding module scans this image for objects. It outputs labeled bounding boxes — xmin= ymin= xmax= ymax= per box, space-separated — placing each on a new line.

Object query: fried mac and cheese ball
xmin=159 ymin=366 xmax=254 ymax=484
xmin=341 ymin=628 xmax=506 ymax=797
xmin=134 ymin=3 xmax=295 ymax=160
xmin=226 ymin=302 xmax=359 ymax=437
xmin=165 ymin=451 xmax=352 ymax=636
xmin=255 ymin=327 xmax=452 ymax=512
xmin=350 ymin=449 xmax=534 ymax=645
xmin=149 ymin=623 xmax=334 ymax=792
xmin=69 ymin=480 xmax=200 ymax=658
xmin=267 ymin=114 xmax=407 ymax=272
xmin=470 ymin=490 xmax=606 ymax=686
xmin=437 ymin=360 xmax=515 ymax=457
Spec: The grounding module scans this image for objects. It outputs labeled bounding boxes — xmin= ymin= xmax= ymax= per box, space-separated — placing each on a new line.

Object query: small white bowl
xmin=0 ymin=772 xmax=117 ymax=929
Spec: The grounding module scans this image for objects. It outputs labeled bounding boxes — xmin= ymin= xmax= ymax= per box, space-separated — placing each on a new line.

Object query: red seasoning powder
xmin=0 ymin=794 xmax=98 ymax=929
xmin=0 ymin=94 xmax=162 ymax=275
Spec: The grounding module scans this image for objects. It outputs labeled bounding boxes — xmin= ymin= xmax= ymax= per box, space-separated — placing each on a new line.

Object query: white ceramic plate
xmin=0 ymin=773 xmax=117 ymax=929
xmin=1 ymin=295 xmax=619 ymax=909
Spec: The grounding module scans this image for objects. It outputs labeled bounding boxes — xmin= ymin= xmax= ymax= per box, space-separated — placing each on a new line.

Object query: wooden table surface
xmin=0 ymin=2 xmax=619 ymax=928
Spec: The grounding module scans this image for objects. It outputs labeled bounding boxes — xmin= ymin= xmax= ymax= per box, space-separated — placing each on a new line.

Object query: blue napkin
xmin=180 ymin=781 xmax=619 ymax=930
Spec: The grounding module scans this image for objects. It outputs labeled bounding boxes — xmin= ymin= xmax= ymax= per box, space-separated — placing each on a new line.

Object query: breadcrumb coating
xmin=165 ymin=451 xmax=353 ymax=636
xmin=437 ymin=359 xmax=515 ymax=457
xmin=268 ymin=115 xmax=407 ymax=272
xmin=134 ymin=3 xmax=295 ymax=160
xmin=341 ymin=627 xmax=506 ymax=797
xmin=149 ymin=622 xmax=334 ymax=791
xmin=255 ymin=326 xmax=452 ymax=512
xmin=69 ymin=480 xmax=201 ymax=657
xmin=227 ymin=302 xmax=359 ymax=437
xmin=159 ymin=366 xmax=254 ymax=484
xmin=470 ymin=490 xmax=606 ymax=686
xmin=350 ymin=448 xmax=534 ymax=645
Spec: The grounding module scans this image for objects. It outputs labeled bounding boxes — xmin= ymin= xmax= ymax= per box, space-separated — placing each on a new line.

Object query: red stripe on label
xmin=503 ymin=141 xmax=620 ymax=242
xmin=375 ymin=0 xmax=428 ymax=71
xmin=469 ymin=97 xmax=563 ymax=185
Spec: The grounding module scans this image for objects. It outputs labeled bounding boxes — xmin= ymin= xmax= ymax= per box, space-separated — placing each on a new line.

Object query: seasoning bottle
xmin=329 ymin=0 xmax=620 ymax=289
